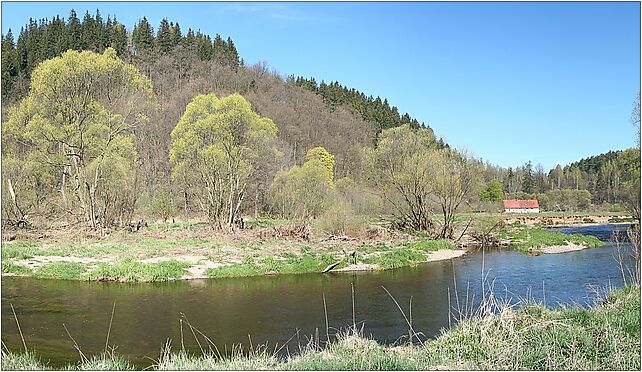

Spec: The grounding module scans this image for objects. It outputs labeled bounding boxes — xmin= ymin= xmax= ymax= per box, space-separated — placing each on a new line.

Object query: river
xmin=0 ymin=224 xmax=635 ymax=368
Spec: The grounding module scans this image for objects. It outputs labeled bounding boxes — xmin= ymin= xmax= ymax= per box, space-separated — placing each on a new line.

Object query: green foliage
xmin=479 ymin=179 xmax=504 ymax=202
xmin=293 ymin=78 xmax=447 ymax=143
xmin=268 ymin=149 xmax=335 ymax=219
xmin=171 ymin=93 xmax=279 ymax=228
xmin=4 ymin=48 xmax=153 ymax=228
xmin=85 ymin=259 xmax=190 ymax=282
xmin=363 ymin=124 xmax=481 ymax=237
xmin=33 ymin=262 xmax=87 ymax=280
xmin=304 ymin=146 xmax=335 ymax=185
xmin=537 ymin=189 xmax=592 ymax=212
xmin=500 ymin=225 xmax=603 ymax=253
xmin=150 ymin=190 xmax=177 ymax=222
xmin=315 ymin=200 xmax=365 ymax=236
xmin=2 ymin=260 xmax=33 ymax=275
xmin=2 ymin=10 xmax=240 ymax=100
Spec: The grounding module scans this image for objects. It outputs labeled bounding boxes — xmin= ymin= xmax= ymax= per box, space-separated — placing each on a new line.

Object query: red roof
xmin=503 ymin=199 xmax=539 ymax=209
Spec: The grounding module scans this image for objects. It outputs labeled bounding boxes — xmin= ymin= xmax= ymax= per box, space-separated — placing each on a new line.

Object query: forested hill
xmin=566 ymin=150 xmax=623 ymax=174
xmin=1 ymin=8 xmax=448 ymax=192
xmin=293 ymin=77 xmax=446 ymax=147
xmin=1 ymin=10 xmax=240 ymax=100
xmin=1 ymin=9 xmax=441 ymax=148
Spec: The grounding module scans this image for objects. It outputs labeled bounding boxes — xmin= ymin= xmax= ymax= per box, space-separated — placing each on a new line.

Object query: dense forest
xmin=1 ymin=9 xmax=640 ymax=237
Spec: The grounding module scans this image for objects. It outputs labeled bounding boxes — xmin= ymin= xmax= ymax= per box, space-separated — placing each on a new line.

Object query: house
xmin=503 ymin=199 xmax=540 ymax=213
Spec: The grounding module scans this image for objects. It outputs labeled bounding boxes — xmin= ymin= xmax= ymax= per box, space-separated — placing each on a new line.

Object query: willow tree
xmin=170 ymin=93 xmax=279 ymax=229
xmin=4 ymin=48 xmax=154 ymax=228
xmin=364 ymin=124 xmax=480 ymax=238
xmin=268 ymin=147 xmax=335 ymax=220
xmin=363 ymin=125 xmax=439 ymax=231
xmin=305 ymin=146 xmax=335 ymax=185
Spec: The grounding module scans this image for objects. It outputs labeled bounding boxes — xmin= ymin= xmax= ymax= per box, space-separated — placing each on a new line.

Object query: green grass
xmin=363 ymin=247 xmax=426 ymax=270
xmin=609 ymin=216 xmax=637 ymax=223
xmin=84 ymin=260 xmax=191 ymax=282
xmin=2 ymin=260 xmax=33 ymax=275
xmin=33 ymin=262 xmax=87 ymax=280
xmin=2 ymin=240 xmax=45 ymax=259
xmin=243 ymin=217 xmax=289 ymax=229
xmin=205 ymin=252 xmax=338 ymax=278
xmin=206 ymin=238 xmax=456 ymax=278
xmin=0 ymin=351 xmax=47 ymax=370
xmin=18 ymin=260 xmax=190 ymax=282
xmin=499 ymin=225 xmax=603 ymax=253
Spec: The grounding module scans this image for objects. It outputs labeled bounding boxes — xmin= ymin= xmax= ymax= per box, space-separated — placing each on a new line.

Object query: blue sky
xmin=2 ymin=2 xmax=640 ymax=170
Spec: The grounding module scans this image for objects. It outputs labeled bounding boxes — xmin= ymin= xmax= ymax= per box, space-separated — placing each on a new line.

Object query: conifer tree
xmin=156 ymin=18 xmax=172 ymax=54
xmin=132 ymin=17 xmax=154 ymax=54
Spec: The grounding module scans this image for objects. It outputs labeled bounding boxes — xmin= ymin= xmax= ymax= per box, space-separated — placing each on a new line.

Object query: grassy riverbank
xmin=499 ymin=223 xmax=604 ymax=253
xmin=0 ymin=215 xmax=612 ymax=282
xmin=1 ymin=219 xmax=458 ymax=282
xmin=3 ymin=285 xmax=639 ymax=370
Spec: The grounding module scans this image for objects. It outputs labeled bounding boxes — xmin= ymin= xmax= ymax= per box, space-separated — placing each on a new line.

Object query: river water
xmin=0 ymin=224 xmax=635 ymax=368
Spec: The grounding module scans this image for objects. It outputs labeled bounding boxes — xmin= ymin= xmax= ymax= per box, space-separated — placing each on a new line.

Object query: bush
xmin=316 ymin=199 xmax=365 ymax=236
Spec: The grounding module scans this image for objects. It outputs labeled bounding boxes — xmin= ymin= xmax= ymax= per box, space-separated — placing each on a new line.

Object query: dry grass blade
xmin=323 ymin=293 xmax=329 ymax=343
xmin=180 ymin=312 xmax=205 ymax=356
xmin=63 ymin=323 xmax=88 ymax=363
xmin=381 ymin=286 xmax=422 ymax=344
xmin=10 ymin=304 xmax=27 ymax=352
xmin=105 ymin=300 xmax=116 ymax=353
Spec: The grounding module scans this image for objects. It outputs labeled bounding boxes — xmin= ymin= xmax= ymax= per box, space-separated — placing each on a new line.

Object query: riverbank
xmin=3 ymin=285 xmax=639 ymax=370
xmin=498 ymin=223 xmax=604 ymax=254
xmin=1 ymin=221 xmax=463 ymax=282
xmin=0 ymin=218 xmax=613 ymax=282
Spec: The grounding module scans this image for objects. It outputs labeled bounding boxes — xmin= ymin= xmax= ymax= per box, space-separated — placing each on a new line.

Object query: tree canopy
xmin=3 ymin=48 xmax=154 ymax=227
xmin=170 ymin=93 xmax=279 ymax=229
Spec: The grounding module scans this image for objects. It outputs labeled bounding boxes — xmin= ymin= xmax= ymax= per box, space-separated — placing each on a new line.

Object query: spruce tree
xmin=132 ymin=17 xmax=154 ymax=54
xmin=156 ymin=18 xmax=172 ymax=54
xmin=1 ymin=30 xmax=17 ymax=98
xmin=67 ymin=9 xmax=82 ymax=50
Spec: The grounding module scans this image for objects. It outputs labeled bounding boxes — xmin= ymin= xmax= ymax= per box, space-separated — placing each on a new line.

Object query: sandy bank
xmin=333 ymin=249 xmax=467 ymax=273
xmin=425 ymin=249 xmax=467 ymax=262
xmin=540 ymin=243 xmax=588 ymax=254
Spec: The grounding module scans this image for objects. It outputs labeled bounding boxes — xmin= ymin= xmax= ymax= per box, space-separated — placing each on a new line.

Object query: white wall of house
xmin=505 ymin=208 xmax=540 ymax=213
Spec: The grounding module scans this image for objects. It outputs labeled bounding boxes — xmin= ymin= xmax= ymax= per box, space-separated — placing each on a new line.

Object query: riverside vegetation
xmin=1 ymin=215 xmax=607 ymax=282
xmin=2 ymin=285 xmax=639 ymax=370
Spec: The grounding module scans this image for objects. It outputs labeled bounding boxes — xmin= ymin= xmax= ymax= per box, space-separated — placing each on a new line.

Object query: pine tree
xmin=67 ymin=9 xmax=82 ymax=50
xmin=155 ymin=18 xmax=172 ymax=54
xmin=132 ymin=17 xmax=154 ymax=54
xmin=226 ymin=36 xmax=240 ymax=68
xmin=522 ymin=161 xmax=535 ymax=194
xmin=212 ymin=34 xmax=225 ymax=63
xmin=110 ymin=21 xmax=128 ymax=57
xmin=170 ymin=22 xmax=182 ymax=47
xmin=81 ymin=10 xmax=95 ymax=50
xmin=1 ymin=30 xmax=17 ymax=98
xmin=95 ymin=9 xmax=106 ymax=52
